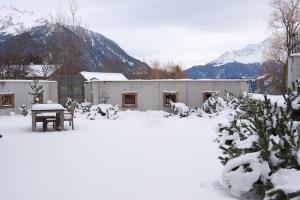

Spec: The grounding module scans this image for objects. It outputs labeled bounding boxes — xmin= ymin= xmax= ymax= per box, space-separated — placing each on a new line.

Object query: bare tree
xmin=149 ymin=61 xmax=186 ymax=79
xmin=268 ymin=0 xmax=300 ymax=90
xmin=69 ymin=0 xmax=81 ymax=27
xmin=257 ymin=60 xmax=285 ymax=94
xmin=39 ymin=53 xmax=60 ymax=78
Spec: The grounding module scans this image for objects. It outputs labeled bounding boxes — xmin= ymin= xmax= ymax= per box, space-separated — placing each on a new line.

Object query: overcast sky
xmin=2 ymin=0 xmax=271 ymax=68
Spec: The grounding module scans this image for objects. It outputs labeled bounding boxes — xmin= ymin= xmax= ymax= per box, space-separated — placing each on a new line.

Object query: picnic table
xmin=31 ymin=104 xmax=65 ymax=132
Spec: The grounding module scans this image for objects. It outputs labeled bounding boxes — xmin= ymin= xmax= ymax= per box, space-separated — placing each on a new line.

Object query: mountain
xmin=0 ymin=5 xmax=43 ymax=39
xmin=185 ymin=62 xmax=260 ymax=79
xmin=185 ymin=39 xmax=270 ymax=79
xmin=0 ymin=7 xmax=150 ymax=78
xmin=211 ymin=39 xmax=270 ymax=66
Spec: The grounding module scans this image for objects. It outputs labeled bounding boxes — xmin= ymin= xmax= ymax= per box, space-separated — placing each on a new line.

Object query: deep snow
xmin=0 ymin=110 xmax=236 ymax=200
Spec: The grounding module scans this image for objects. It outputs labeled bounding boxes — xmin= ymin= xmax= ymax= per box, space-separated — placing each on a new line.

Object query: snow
xmin=80 ymin=71 xmax=128 ymax=81
xmin=0 ymin=5 xmax=44 ymax=36
xmin=31 ymin=103 xmax=64 ymax=111
xmin=211 ymin=39 xmax=270 ymax=66
xmin=249 ymin=93 xmax=286 ymax=108
xmin=222 ymin=152 xmax=271 ymax=197
xmin=271 ymin=168 xmax=300 ymax=194
xmin=0 ymin=110 xmax=237 ymax=200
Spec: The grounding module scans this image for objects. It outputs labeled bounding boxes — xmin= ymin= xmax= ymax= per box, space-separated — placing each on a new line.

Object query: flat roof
xmin=0 ymin=80 xmax=57 ymax=83
xmin=87 ymin=79 xmax=249 ymax=83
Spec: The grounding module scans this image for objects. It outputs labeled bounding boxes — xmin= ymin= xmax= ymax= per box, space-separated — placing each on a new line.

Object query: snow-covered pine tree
xmin=28 ymin=80 xmax=44 ymax=104
xmin=218 ymin=85 xmax=300 ymax=199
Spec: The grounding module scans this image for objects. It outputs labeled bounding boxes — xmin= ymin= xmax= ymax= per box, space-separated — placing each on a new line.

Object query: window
xmin=0 ymin=93 xmax=14 ymax=109
xmin=163 ymin=92 xmax=178 ymax=107
xmin=122 ymin=92 xmax=137 ymax=108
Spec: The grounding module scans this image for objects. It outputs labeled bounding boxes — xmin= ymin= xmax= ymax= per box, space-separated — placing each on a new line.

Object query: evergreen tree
xmin=218 ymin=83 xmax=300 ymax=199
xmin=28 ymin=80 xmax=44 ymax=104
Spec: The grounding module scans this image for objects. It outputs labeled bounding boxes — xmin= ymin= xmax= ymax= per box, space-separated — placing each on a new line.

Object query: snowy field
xmin=0 ymin=110 xmax=237 ymax=200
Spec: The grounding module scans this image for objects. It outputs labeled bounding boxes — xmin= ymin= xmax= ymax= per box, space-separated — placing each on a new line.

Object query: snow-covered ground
xmin=0 ymin=110 xmax=236 ymax=200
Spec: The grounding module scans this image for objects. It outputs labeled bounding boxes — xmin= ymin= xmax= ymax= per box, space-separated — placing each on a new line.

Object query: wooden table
xmin=31 ymin=104 xmax=65 ymax=132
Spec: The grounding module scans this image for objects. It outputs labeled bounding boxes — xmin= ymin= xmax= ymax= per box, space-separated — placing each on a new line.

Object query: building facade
xmin=0 ymin=80 xmax=58 ymax=115
xmin=288 ymin=54 xmax=300 ymax=88
xmin=85 ymin=80 xmax=249 ymax=110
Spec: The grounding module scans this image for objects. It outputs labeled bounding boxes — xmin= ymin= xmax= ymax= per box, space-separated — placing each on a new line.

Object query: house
xmin=0 ymin=71 xmax=249 ymax=115
xmin=0 ymin=80 xmax=58 ymax=115
xmin=84 ymin=79 xmax=249 ymax=110
xmin=288 ymin=33 xmax=300 ymax=88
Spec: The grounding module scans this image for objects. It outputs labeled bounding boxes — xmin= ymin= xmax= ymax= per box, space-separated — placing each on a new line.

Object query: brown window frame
xmin=122 ymin=92 xmax=137 ymax=108
xmin=163 ymin=92 xmax=178 ymax=107
xmin=0 ymin=93 xmax=15 ymax=109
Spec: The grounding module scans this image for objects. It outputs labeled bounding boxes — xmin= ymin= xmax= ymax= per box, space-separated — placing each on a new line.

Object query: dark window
xmin=122 ymin=92 xmax=137 ymax=108
xmin=0 ymin=94 xmax=14 ymax=108
xmin=163 ymin=92 xmax=178 ymax=106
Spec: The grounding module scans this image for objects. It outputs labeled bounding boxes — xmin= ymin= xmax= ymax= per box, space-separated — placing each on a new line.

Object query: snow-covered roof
xmin=80 ymin=71 xmax=128 ymax=81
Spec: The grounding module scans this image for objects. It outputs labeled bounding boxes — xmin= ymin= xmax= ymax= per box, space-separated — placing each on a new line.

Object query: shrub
xmin=19 ymin=105 xmax=28 ymax=116
xmin=168 ymin=100 xmax=189 ymax=117
xmin=217 ymin=83 xmax=300 ymax=199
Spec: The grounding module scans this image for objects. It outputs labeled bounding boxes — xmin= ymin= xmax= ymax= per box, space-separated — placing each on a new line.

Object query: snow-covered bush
xmin=86 ymin=104 xmax=119 ymax=120
xmin=198 ymin=92 xmax=227 ymax=116
xmin=222 ymin=152 xmax=271 ymax=197
xmin=224 ymin=90 xmax=239 ymax=110
xmin=168 ymin=100 xmax=189 ymax=117
xmin=65 ymin=97 xmax=79 ymax=111
xmin=19 ymin=105 xmax=28 ymax=116
xmin=217 ymin=83 xmax=300 ymax=199
xmin=78 ymin=101 xmax=92 ymax=114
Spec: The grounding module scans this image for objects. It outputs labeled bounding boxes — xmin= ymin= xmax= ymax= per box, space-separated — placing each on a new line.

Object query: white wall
xmin=86 ymin=80 xmax=249 ymax=111
xmin=0 ymin=80 xmax=58 ymax=115
xmin=288 ymin=55 xmax=300 ymax=88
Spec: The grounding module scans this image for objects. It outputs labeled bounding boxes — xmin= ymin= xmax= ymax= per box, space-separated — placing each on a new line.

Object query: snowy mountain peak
xmin=211 ymin=38 xmax=271 ymax=66
xmin=0 ymin=5 xmax=44 ymax=36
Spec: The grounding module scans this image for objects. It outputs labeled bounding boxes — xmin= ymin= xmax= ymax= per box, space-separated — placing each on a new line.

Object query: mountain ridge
xmin=185 ymin=39 xmax=270 ymax=79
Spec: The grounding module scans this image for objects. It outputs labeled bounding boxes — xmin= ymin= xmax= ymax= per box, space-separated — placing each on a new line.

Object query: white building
xmin=0 ymin=80 xmax=58 ymax=115
xmin=85 ymin=79 xmax=249 ymax=111
xmin=288 ymin=54 xmax=300 ymax=88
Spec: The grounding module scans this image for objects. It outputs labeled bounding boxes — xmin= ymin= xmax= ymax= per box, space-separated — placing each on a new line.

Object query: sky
xmin=1 ymin=0 xmax=271 ymax=68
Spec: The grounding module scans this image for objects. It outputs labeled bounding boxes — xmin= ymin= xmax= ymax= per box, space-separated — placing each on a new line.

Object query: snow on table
xmin=31 ymin=104 xmax=64 ymax=111
xmin=0 ymin=110 xmax=236 ymax=200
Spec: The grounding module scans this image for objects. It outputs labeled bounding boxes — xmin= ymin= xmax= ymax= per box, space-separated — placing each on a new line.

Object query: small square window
xmin=122 ymin=92 xmax=137 ymax=108
xmin=0 ymin=94 xmax=15 ymax=109
xmin=163 ymin=92 xmax=178 ymax=107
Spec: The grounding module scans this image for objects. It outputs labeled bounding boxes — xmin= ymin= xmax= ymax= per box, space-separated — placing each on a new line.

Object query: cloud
xmin=1 ymin=0 xmax=271 ymax=67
